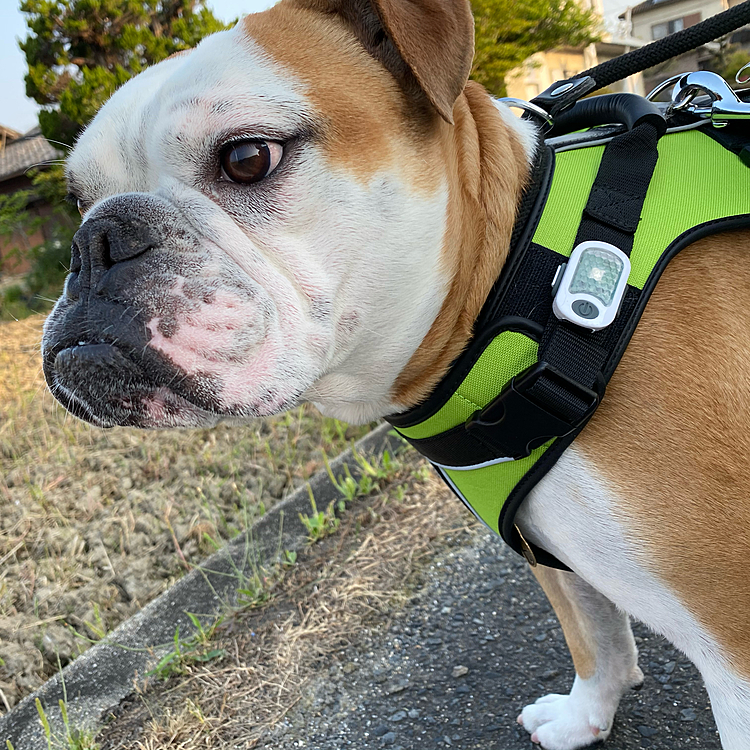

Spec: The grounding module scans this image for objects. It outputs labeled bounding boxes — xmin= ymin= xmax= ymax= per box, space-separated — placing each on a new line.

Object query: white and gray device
xmin=552 ymin=241 xmax=631 ymax=331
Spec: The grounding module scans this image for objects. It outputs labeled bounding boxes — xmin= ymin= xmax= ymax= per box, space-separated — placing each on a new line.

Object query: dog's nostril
xmin=66 ymin=241 xmax=82 ymax=300
xmin=101 ymin=233 xmax=114 ymax=270
xmin=70 ymin=241 xmax=82 ymax=274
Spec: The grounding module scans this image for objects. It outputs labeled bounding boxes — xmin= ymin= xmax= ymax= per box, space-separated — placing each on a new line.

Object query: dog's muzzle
xmin=42 ymin=193 xmax=220 ymax=427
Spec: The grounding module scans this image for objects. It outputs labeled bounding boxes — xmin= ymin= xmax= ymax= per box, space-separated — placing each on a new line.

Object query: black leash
xmin=529 ymin=0 xmax=750 ymax=123
xmin=579 ymin=1 xmax=750 ymax=91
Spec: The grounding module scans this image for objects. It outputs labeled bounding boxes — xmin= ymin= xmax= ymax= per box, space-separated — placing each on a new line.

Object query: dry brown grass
xmin=0 ymin=316 xmax=374 ymax=710
xmin=98 ymin=470 xmax=472 ymax=750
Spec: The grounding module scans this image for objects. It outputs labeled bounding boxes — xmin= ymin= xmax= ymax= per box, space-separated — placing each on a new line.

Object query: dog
xmin=41 ymin=0 xmax=750 ymax=747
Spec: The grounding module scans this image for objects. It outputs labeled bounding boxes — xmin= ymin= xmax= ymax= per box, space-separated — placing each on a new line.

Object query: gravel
xmin=261 ymin=524 xmax=721 ymax=749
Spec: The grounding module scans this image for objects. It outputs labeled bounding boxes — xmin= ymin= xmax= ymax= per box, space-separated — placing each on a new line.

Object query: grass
xmin=34 ymin=697 xmax=100 ymax=750
xmin=0 ymin=315 xmax=377 ymax=710
xmin=95 ymin=464 xmax=475 ymax=750
xmin=147 ymin=617 xmax=227 ymax=682
xmin=143 ymin=443 xmax=407 ymax=686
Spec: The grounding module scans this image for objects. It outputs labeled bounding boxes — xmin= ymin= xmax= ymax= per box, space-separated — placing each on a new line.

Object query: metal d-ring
xmin=648 ymin=73 xmax=705 ymax=112
xmin=648 ymin=70 xmax=750 ymax=127
xmin=496 ymin=97 xmax=554 ymax=132
xmin=737 ymin=61 xmax=750 ymax=85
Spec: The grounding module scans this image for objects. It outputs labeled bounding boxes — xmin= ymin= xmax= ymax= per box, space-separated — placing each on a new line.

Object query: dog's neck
xmin=390 ymin=84 xmax=536 ymax=410
xmin=304 ymin=82 xmax=535 ymax=424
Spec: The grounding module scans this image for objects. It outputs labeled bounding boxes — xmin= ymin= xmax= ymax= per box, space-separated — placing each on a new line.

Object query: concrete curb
xmin=0 ymin=422 xmax=403 ymax=749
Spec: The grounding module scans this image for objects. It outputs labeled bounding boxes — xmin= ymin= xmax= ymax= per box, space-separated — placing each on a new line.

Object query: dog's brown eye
xmin=220 ymin=141 xmax=283 ymax=184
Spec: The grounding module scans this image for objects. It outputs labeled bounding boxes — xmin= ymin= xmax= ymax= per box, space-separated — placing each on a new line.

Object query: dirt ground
xmin=89 ymin=461 xmax=720 ymax=750
xmin=0 ymin=315 xmax=374 ymax=711
xmin=95 ymin=460 xmax=458 ymax=750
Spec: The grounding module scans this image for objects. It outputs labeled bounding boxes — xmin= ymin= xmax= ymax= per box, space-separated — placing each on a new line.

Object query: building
xmin=622 ymin=0 xmax=750 ymax=93
xmin=0 ymin=125 xmax=63 ymax=277
xmin=505 ymin=0 xmax=648 ymax=102
xmin=505 ymin=0 xmax=750 ymax=105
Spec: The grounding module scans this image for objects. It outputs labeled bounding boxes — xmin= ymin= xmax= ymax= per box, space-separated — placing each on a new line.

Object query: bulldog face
xmin=42 ymin=0 xmax=477 ymax=427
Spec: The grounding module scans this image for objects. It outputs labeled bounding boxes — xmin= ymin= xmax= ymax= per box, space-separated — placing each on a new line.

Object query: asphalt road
xmin=264 ymin=523 xmax=721 ymax=750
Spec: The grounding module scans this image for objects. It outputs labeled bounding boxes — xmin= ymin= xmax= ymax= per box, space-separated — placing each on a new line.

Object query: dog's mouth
xmin=43 ymin=342 xmax=222 ymax=429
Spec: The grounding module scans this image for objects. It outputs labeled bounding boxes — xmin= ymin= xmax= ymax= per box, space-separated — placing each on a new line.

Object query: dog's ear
xmin=294 ymin=0 xmax=474 ymax=123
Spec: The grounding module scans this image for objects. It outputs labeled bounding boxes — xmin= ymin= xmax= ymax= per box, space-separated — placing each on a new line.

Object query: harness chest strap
xmin=387 ymin=122 xmax=750 ymax=570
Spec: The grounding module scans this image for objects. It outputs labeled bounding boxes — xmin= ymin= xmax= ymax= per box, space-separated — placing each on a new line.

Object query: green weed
xmin=147 ymin=620 xmax=226 ymax=681
xmin=325 ymin=447 xmax=403 ymax=503
xmin=236 ymin=570 xmax=274 ymax=609
xmin=299 ymin=488 xmax=340 ymax=542
xmin=35 ymin=697 xmax=99 ymax=750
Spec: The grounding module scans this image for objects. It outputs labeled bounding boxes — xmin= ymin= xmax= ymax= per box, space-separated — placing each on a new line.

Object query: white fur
xmin=492 ymin=100 xmax=538 ymax=163
xmin=518 ymin=567 xmax=643 ymax=749
xmin=517 ymin=446 xmax=750 ymax=749
xmin=521 ymin=677 xmax=622 ymax=750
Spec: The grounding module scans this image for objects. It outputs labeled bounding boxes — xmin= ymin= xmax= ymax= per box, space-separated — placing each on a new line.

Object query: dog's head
xmin=42 ymin=0 xmax=486 ymax=428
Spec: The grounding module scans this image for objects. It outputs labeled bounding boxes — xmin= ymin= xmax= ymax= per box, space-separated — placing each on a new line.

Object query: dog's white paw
xmin=518 ymin=673 xmax=622 ymax=750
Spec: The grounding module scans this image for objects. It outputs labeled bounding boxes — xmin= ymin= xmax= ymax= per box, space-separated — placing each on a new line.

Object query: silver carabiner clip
xmin=737 ymin=61 xmax=750 ymax=85
xmin=496 ymin=97 xmax=554 ymax=133
xmin=648 ymin=70 xmax=750 ymax=128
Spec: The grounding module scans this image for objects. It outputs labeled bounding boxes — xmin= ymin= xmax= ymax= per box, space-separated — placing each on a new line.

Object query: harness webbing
xmin=527 ymin=123 xmax=662 ymax=427
xmin=387 ymin=123 xmax=750 ymax=569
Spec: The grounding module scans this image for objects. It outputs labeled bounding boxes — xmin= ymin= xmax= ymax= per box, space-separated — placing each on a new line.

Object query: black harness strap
xmin=405 ymin=122 xmax=662 ymax=468
xmin=524 ymin=123 xmax=661 ymax=427
xmin=575 ymin=123 xmax=660 ymax=250
xmin=388 ymin=4 xmax=750 ymax=569
xmin=392 ymin=122 xmax=665 ymax=569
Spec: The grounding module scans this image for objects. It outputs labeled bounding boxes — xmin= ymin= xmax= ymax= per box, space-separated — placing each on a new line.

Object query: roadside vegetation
xmin=1 ymin=0 xmax=229 ymax=321
xmin=94 ymin=456 xmax=466 ymax=750
xmin=0 ymin=315 xmax=375 ymax=711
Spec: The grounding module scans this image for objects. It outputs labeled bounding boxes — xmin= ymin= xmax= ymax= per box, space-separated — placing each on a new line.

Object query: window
xmin=652 ymin=17 xmax=683 ymax=39
xmin=651 ymin=12 xmax=701 ymax=40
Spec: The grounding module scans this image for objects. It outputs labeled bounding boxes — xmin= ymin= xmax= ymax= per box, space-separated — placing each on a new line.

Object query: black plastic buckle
xmin=529 ymin=76 xmax=598 ymax=120
xmin=465 ymin=362 xmax=600 ymax=460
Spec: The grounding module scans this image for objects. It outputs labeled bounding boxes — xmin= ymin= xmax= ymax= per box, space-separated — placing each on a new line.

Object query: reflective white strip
xmin=549 ymin=119 xmax=706 ymax=154
xmin=435 ymin=466 xmax=496 ymax=534
xmin=432 ymin=455 xmax=515 ymax=472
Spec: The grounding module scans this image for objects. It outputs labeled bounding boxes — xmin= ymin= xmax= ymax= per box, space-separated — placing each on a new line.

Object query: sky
xmin=0 ymin=0 xmax=275 ymax=134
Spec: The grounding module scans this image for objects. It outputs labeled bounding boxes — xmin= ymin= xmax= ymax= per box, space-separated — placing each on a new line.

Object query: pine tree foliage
xmin=10 ymin=0 xmax=228 ymax=314
xmin=20 ymin=0 xmax=229 ymax=148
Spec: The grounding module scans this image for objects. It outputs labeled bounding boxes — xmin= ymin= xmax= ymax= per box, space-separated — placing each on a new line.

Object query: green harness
xmin=387 ymin=116 xmax=750 ymax=569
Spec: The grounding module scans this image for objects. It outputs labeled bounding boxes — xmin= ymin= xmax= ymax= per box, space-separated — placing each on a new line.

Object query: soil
xmin=0 ymin=315 xmax=374 ymax=711
xmin=93 ymin=470 xmax=721 ymax=750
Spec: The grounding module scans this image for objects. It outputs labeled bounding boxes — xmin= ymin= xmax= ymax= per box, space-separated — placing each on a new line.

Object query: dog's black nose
xmin=67 ymin=213 xmax=157 ymax=300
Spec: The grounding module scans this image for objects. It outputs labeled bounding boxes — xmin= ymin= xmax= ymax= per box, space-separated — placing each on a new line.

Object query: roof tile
xmin=0 ymin=128 xmax=64 ymax=183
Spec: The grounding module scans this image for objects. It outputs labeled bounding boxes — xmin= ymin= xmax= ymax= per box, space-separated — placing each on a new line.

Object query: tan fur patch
xmin=392 ymin=82 xmax=529 ymax=406
xmin=242 ymin=5 xmax=527 ymax=407
xmin=532 ymin=566 xmax=597 ymax=679
xmin=578 ymin=231 xmax=750 ymax=677
xmin=242 ymin=2 xmax=444 ymax=193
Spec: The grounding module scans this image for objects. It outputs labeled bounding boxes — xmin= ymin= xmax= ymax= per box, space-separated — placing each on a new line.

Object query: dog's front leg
xmin=518 ymin=567 xmax=643 ymax=750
